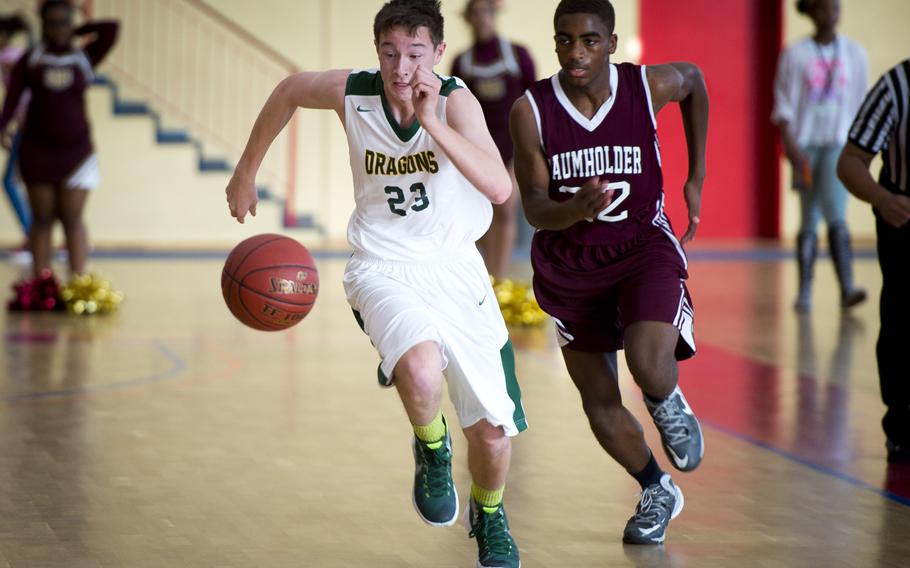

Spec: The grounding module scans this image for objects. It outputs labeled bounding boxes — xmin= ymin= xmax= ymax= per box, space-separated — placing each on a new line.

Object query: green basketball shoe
xmin=465 ymin=499 xmax=520 ymax=568
xmin=412 ymin=428 xmax=458 ymax=526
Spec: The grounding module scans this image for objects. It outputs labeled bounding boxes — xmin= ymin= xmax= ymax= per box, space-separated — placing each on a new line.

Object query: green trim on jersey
xmin=380 ymin=91 xmax=422 ymax=142
xmin=345 ymin=70 xmax=382 ymax=96
xmin=500 ymin=340 xmax=528 ymax=432
xmin=438 ymin=75 xmax=461 ymax=97
xmin=346 ymin=70 xmax=464 ymax=143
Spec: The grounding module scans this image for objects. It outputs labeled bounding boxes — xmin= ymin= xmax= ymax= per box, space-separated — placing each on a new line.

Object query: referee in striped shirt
xmin=838 ymin=58 xmax=910 ymax=464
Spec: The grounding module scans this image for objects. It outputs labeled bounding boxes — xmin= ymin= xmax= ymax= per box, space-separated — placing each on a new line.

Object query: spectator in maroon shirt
xmin=451 ymin=0 xmax=536 ymax=280
xmin=0 ymin=0 xmax=118 ymax=279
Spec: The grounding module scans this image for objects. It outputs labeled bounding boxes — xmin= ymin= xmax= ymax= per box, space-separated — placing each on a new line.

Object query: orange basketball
xmin=221 ymin=234 xmax=319 ymax=331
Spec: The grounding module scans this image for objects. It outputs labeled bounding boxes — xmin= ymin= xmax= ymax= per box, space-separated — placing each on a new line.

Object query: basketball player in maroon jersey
xmin=510 ymin=0 xmax=708 ymax=544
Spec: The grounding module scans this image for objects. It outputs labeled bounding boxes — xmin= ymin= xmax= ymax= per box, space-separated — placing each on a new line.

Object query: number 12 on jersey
xmin=558 ymin=181 xmax=631 ymax=222
xmin=385 ymin=182 xmax=430 ymax=217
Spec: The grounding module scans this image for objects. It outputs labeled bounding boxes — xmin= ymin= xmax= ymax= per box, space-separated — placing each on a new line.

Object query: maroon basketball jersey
xmin=526 ymin=63 xmax=671 ymax=246
xmin=451 ymin=37 xmax=536 ymax=163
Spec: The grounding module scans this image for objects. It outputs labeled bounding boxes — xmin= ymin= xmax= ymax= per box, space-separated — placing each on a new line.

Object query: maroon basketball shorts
xmin=531 ymin=229 xmax=696 ymax=359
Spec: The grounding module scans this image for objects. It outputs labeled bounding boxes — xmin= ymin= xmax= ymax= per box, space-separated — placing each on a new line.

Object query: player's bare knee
xmin=464 ymin=420 xmax=509 ymax=455
xmin=394 ymin=366 xmax=440 ymax=402
xmin=580 ymin=394 xmax=622 ymax=422
xmin=31 ymin=209 xmax=55 ymax=229
xmin=393 ymin=352 xmax=442 ymax=404
xmin=627 ymin=353 xmax=676 ymax=391
xmin=59 ymin=215 xmax=84 ymax=234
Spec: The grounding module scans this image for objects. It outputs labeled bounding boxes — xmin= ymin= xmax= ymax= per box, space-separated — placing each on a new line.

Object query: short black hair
xmin=374 ymin=0 xmax=444 ymax=48
xmin=795 ymin=0 xmax=811 ymax=14
xmin=0 ymin=14 xmax=28 ymax=35
xmin=41 ymin=0 xmax=73 ymax=20
xmin=554 ymin=0 xmax=616 ymax=35
xmin=463 ymin=0 xmax=496 ymax=18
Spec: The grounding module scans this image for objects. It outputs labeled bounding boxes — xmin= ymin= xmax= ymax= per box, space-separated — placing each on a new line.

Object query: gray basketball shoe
xmin=622 ymin=473 xmax=684 ymax=544
xmin=411 ymin=427 xmax=458 ymax=526
xmin=645 ymin=385 xmax=704 ymax=472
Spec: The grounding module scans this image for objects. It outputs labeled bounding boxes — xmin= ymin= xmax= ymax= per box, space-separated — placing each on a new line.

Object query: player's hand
xmin=875 ymin=191 xmax=910 ymax=228
xmin=410 ymin=65 xmax=441 ymax=128
xmin=225 ymin=171 xmax=258 ymax=224
xmin=680 ymin=178 xmax=703 ymax=245
xmin=571 ymin=176 xmax=614 ymax=222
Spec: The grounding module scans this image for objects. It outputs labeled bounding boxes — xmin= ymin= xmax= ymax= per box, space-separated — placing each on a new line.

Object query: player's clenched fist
xmin=571 ymin=176 xmax=615 ymax=222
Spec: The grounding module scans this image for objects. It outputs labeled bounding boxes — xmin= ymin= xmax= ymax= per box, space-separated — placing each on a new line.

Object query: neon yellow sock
xmin=471 ymin=483 xmax=504 ymax=509
xmin=413 ymin=412 xmax=446 ymax=447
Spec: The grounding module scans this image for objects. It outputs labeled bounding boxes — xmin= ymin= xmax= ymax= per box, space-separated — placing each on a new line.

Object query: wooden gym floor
xmin=1 ymin=250 xmax=908 ymax=567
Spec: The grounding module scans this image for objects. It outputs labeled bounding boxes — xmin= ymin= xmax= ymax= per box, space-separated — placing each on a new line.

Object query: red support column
xmin=639 ymin=0 xmax=783 ymax=239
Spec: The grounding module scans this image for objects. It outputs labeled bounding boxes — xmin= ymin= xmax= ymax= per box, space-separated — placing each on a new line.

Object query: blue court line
xmin=3 ymin=341 xmax=187 ymax=402
xmin=523 ymin=348 xmax=910 ymax=509
xmin=688 ymin=342 xmax=910 ymax=508
xmin=702 ymin=420 xmax=910 ymax=507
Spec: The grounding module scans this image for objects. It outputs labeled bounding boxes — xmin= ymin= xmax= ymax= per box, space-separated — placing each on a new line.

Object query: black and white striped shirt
xmin=848 ymin=59 xmax=910 ymax=193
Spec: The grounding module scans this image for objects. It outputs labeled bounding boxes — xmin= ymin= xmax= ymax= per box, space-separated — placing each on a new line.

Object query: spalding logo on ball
xmin=221 ymin=234 xmax=319 ymax=331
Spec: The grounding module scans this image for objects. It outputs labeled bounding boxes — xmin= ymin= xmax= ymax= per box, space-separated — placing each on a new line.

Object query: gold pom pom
xmin=493 ymin=277 xmax=547 ymax=328
xmin=61 ymin=273 xmax=123 ymax=316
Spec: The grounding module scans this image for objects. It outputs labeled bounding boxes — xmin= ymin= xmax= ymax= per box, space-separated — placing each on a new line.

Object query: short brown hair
xmin=374 ymin=0 xmax=444 ymax=47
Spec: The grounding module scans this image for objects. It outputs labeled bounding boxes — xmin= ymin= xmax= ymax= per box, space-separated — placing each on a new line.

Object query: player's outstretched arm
xmin=647 ymin=62 xmax=708 ymax=244
xmin=420 ymin=73 xmax=511 ymax=203
xmin=226 ymin=69 xmax=349 ymax=223
xmin=838 ymin=142 xmax=910 ymax=228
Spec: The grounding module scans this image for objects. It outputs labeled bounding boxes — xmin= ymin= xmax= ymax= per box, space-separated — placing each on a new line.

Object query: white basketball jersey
xmin=344 ymin=70 xmax=493 ymax=261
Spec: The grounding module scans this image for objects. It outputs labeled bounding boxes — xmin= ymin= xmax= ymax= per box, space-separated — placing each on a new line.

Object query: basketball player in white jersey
xmin=225 ymin=1 xmax=524 ymax=566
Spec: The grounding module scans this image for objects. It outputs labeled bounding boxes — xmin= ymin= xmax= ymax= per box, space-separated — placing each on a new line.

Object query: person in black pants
xmin=837 ymin=58 xmax=910 ymax=463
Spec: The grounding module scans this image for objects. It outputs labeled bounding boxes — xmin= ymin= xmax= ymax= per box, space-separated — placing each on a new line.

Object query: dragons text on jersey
xmin=363 ymin=149 xmax=439 ymax=176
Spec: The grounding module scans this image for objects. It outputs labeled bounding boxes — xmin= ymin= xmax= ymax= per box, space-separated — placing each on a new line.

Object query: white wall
xmin=0 ymin=0 xmax=636 ymax=248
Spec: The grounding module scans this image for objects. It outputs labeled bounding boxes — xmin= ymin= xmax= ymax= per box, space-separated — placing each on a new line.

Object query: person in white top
xmin=224 ymin=2 xmax=524 ymax=566
xmin=772 ymin=0 xmax=868 ymax=312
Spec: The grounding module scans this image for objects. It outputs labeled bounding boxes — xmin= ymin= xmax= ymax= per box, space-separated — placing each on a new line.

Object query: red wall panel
xmin=639 ymin=0 xmax=782 ymax=238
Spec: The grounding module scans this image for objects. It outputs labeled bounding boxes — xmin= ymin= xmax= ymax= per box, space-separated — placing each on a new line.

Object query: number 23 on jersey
xmin=384 ymin=182 xmax=430 ymax=217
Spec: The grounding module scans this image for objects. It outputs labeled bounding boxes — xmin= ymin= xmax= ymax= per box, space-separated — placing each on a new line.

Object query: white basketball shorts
xmin=343 ymin=247 xmax=527 ymax=436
